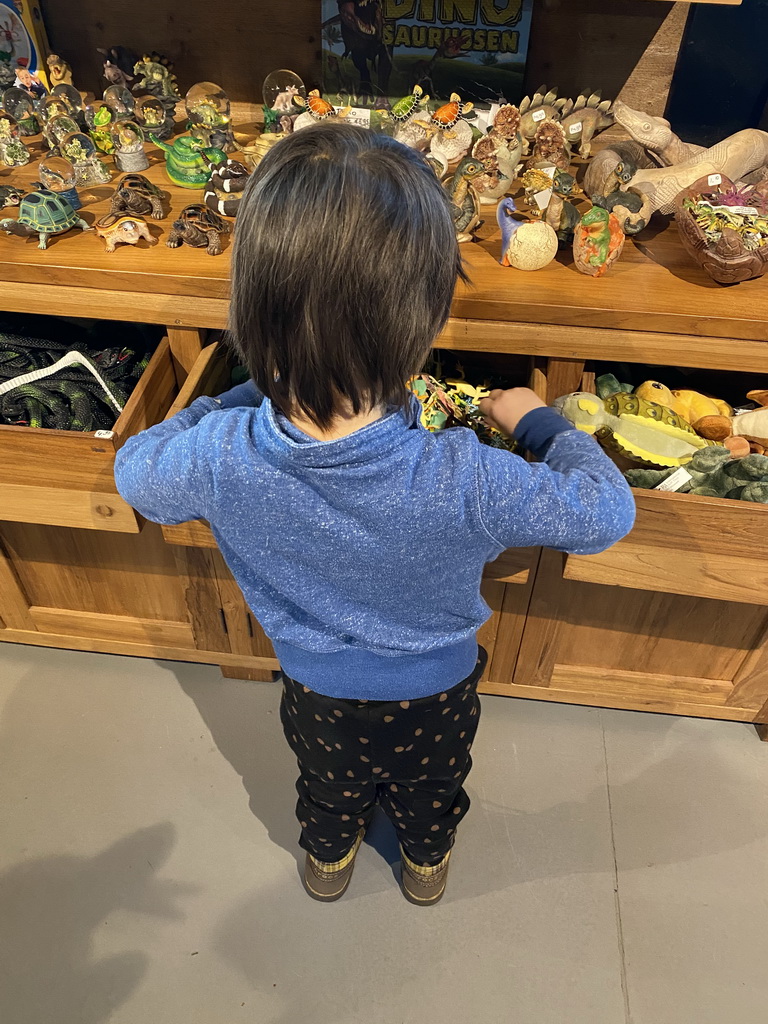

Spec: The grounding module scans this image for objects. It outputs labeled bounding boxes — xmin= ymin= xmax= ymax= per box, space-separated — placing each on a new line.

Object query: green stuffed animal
xmin=625 ymin=446 xmax=768 ymax=502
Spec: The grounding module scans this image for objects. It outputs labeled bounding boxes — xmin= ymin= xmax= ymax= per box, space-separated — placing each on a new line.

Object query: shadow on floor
xmin=0 ymin=822 xmax=194 ymax=1024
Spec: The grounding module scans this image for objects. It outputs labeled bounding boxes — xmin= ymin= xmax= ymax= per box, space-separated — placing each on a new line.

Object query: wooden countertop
xmin=1 ymin=131 xmax=768 ymax=351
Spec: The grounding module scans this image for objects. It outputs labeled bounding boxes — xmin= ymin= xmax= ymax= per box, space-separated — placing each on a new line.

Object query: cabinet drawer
xmin=565 ymin=489 xmax=768 ymax=606
xmin=0 ymin=337 xmax=177 ymax=533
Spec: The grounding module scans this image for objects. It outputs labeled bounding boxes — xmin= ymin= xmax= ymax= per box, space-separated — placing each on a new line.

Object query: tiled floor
xmin=1 ymin=644 xmax=767 ymax=1024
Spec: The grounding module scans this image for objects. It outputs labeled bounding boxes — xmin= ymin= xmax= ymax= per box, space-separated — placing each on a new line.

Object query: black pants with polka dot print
xmin=280 ymin=647 xmax=486 ymax=867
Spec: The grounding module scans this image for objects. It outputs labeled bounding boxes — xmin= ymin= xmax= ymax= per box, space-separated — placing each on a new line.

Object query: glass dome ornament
xmin=135 ymin=95 xmax=173 ymax=140
xmin=0 ymin=110 xmax=30 ymax=166
xmin=3 ymin=87 xmax=40 ymax=135
xmin=262 ymin=69 xmax=306 ymax=132
xmin=38 ymin=154 xmax=81 ymax=210
xmin=111 ymin=119 xmax=148 ymax=172
xmin=185 ymin=81 xmax=233 ymax=151
xmin=60 ymin=131 xmax=111 ymax=186
xmin=103 ymin=85 xmax=135 ymax=121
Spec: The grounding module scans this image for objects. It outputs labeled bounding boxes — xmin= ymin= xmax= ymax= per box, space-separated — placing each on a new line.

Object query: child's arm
xmin=475 ymin=388 xmax=635 ymax=554
xmin=114 ymin=381 xmax=262 ymax=525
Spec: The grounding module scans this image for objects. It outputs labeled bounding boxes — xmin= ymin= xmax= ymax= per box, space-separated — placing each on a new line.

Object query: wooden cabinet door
xmin=509 ymin=548 xmax=768 ymax=723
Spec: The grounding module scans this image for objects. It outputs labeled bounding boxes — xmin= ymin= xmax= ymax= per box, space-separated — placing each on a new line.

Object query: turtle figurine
xmin=0 ymin=184 xmax=25 ymax=209
xmin=109 ymin=173 xmax=166 ymax=220
xmin=94 ymin=214 xmax=156 ymax=253
xmin=0 ymin=187 xmax=91 ymax=249
xmin=390 ymin=84 xmax=430 ymax=123
xmin=166 ymin=204 xmax=229 ymax=256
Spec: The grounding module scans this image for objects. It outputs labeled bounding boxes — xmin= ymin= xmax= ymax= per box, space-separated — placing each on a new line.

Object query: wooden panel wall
xmin=41 ymin=0 xmax=685 ymax=106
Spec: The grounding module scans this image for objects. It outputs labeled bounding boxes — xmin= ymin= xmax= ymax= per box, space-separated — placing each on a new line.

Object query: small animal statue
xmin=132 ymin=56 xmax=179 ymax=110
xmin=46 ymin=54 xmax=73 ymax=88
xmin=151 ymin=134 xmax=226 ymax=189
xmin=573 ymin=206 xmax=625 ymax=277
xmin=554 ymin=391 xmax=721 ymax=468
xmin=0 ymin=187 xmax=91 ymax=249
xmin=442 ymin=156 xmax=484 ymax=242
xmin=97 ymin=46 xmax=137 ymax=89
xmin=497 ymin=197 xmax=558 ymax=271
xmin=589 ymin=158 xmax=650 ymax=235
xmin=544 ymin=169 xmax=581 ymax=246
xmin=203 ymin=157 xmax=250 ymax=217
xmin=471 ymin=135 xmax=511 ymax=205
xmin=94 ymin=214 xmax=156 ymax=252
xmin=166 ymin=204 xmax=230 ymax=256
xmin=559 ymin=91 xmax=613 ymax=159
xmin=611 ymin=100 xmax=704 ymax=167
xmin=109 ymin=173 xmax=166 ymax=220
xmin=529 ymin=118 xmax=571 ymax=171
xmin=389 ymin=84 xmax=430 ymax=123
xmin=519 ymin=85 xmax=568 ymax=154
xmin=429 ymin=92 xmax=475 ymax=164
xmin=0 ymin=184 xmax=24 ymax=209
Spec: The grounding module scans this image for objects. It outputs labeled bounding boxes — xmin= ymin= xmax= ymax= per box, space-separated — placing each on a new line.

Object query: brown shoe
xmin=303 ymin=830 xmax=365 ymax=902
xmin=400 ymin=847 xmax=451 ymax=906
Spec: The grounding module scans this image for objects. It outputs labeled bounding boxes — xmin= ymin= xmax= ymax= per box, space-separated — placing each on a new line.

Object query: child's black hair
xmin=230 ymin=120 xmax=467 ymax=428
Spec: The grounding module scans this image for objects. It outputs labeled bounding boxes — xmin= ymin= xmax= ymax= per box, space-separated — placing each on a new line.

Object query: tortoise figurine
xmin=0 ymin=187 xmax=91 ymax=249
xmin=109 ymin=173 xmax=166 ymax=220
xmin=94 ymin=214 xmax=156 ymax=252
xmin=166 ymin=204 xmax=229 ymax=256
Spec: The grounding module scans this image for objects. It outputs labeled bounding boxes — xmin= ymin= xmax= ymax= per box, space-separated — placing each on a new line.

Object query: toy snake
xmin=0 ymin=333 xmax=151 ymax=431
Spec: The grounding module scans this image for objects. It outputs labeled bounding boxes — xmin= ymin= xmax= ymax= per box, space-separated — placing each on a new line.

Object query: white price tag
xmin=472 ymin=104 xmax=497 ymax=134
xmin=541 ymin=165 xmax=556 ymax=179
xmin=568 ymin=120 xmax=583 ymax=135
xmin=94 ymin=429 xmax=115 ymax=440
xmin=707 ymin=174 xmax=722 ymax=187
xmin=712 ymin=204 xmax=758 ymax=217
xmin=532 ymin=109 xmax=546 ymax=122
xmin=654 ymin=466 xmax=692 ymax=492
xmin=534 ymin=188 xmax=553 ymax=210
xmin=337 ymin=106 xmax=371 ymax=128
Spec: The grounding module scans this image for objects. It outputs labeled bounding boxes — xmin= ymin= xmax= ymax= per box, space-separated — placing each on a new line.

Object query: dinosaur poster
xmin=321 ymin=0 xmax=533 ymax=111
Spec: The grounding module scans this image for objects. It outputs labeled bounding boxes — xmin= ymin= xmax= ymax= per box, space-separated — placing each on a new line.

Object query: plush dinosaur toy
xmin=554 ymin=391 xmax=721 ymax=468
xmin=625 ymin=446 xmax=768 ymax=503
xmin=634 ymin=380 xmax=732 ymax=431
xmin=694 ymin=390 xmax=768 ymax=455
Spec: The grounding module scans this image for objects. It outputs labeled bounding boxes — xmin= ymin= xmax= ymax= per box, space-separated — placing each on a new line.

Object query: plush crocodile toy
xmin=625 ymin=446 xmax=768 ymax=503
xmin=554 ymin=391 xmax=722 ymax=468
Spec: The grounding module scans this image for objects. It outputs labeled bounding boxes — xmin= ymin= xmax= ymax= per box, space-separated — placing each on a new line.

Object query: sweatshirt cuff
xmin=514 ymin=407 xmax=575 ymax=458
xmin=214 ymin=380 xmax=264 ymax=409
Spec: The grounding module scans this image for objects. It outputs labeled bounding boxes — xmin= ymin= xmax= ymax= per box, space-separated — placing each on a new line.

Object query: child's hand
xmin=477 ymin=388 xmax=547 ymax=437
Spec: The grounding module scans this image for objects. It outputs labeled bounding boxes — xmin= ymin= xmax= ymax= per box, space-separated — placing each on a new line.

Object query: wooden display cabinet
xmin=0 ymin=137 xmax=766 ymax=739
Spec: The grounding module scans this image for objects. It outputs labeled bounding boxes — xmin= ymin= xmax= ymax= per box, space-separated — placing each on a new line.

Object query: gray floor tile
xmin=602 ymin=710 xmax=768 ymax=1024
xmin=0 ymin=644 xmax=625 ymax=1024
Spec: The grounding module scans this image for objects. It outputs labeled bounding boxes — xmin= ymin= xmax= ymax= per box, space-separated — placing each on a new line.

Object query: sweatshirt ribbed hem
xmin=273 ymin=636 xmax=479 ymax=700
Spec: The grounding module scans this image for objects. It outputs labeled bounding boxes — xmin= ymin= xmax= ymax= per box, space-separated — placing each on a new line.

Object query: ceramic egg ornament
xmin=497 ymin=197 xmax=558 ymax=271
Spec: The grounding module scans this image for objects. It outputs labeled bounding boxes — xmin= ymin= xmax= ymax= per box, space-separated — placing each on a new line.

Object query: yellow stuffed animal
xmin=635 ymin=381 xmax=732 ymax=432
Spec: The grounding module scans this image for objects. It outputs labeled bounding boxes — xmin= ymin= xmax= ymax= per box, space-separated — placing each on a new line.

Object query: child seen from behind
xmin=115 ymin=123 xmax=635 ymax=905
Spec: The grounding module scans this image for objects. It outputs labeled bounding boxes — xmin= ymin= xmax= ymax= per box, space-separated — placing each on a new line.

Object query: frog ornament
xmin=554 ymin=391 xmax=723 ymax=468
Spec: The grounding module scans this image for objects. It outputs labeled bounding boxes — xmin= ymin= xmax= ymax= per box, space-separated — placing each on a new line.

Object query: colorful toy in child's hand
xmin=408 ymin=374 xmax=518 ymax=451
xmin=573 ymin=206 xmax=625 ymax=277
xmin=554 ymin=391 xmax=723 ymax=468
xmin=625 ymin=446 xmax=768 ymax=503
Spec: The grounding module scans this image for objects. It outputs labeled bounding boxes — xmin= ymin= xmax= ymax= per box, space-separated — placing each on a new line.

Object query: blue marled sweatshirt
xmin=114 ymin=382 xmax=635 ymax=699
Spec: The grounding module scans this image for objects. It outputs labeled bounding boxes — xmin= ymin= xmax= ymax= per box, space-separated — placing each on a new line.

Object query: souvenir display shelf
xmin=0 ymin=130 xmax=766 ymax=742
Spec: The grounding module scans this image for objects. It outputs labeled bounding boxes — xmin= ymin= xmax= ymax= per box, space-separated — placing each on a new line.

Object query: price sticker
xmin=337 ymin=106 xmax=371 ymax=128
xmin=568 ymin=121 xmax=583 ymax=135
xmin=94 ymin=430 xmax=115 ymax=440
xmin=707 ymin=174 xmax=722 ymax=187
xmin=532 ymin=109 xmax=546 ymax=122
xmin=654 ymin=467 xmax=692 ymax=492
xmin=534 ymin=188 xmax=553 ymax=211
